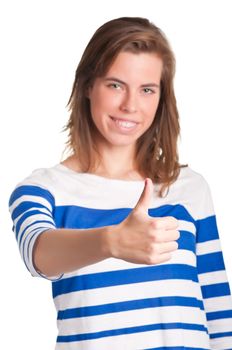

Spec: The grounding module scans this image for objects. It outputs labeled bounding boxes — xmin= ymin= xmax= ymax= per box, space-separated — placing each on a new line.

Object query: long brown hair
xmin=64 ymin=17 xmax=186 ymax=197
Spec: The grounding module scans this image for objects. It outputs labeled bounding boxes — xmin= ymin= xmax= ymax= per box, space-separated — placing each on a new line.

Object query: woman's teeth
xmin=111 ymin=117 xmax=137 ymax=129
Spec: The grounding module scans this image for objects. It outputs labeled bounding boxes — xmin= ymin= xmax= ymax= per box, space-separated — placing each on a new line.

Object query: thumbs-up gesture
xmin=107 ymin=178 xmax=180 ymax=265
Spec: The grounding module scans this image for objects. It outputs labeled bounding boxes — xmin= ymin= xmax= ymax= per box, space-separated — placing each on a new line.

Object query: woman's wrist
xmin=100 ymin=224 xmax=119 ymax=260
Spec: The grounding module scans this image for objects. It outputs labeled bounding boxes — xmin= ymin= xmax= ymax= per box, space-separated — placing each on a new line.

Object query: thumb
xmin=134 ymin=178 xmax=154 ymax=214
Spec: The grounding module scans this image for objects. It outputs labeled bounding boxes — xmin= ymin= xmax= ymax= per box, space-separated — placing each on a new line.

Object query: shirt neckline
xmin=55 ymin=163 xmax=147 ymax=185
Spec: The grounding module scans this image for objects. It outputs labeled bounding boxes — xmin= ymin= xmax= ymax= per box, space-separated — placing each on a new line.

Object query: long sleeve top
xmin=9 ymin=163 xmax=232 ymax=349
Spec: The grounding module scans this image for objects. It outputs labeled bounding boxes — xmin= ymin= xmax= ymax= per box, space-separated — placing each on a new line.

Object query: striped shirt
xmin=9 ymin=163 xmax=232 ymax=349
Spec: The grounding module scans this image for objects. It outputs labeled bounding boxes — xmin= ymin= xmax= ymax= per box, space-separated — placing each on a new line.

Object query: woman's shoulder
xmin=12 ymin=164 xmax=64 ymax=193
xmin=173 ymin=165 xmax=214 ymax=219
xmin=8 ymin=165 xmax=60 ymax=209
xmin=178 ymin=165 xmax=209 ymax=190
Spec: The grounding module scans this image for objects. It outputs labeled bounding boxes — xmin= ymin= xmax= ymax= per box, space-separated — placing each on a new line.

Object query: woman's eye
xmin=109 ymin=83 xmax=121 ymax=89
xmin=143 ymin=87 xmax=155 ymax=94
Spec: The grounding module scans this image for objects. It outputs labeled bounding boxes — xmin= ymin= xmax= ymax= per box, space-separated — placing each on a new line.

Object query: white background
xmin=1 ymin=0 xmax=232 ymax=349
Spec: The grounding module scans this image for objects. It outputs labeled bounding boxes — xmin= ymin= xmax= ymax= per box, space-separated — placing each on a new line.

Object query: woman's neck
xmin=95 ymin=145 xmax=137 ymax=178
xmin=62 ymin=145 xmax=145 ymax=181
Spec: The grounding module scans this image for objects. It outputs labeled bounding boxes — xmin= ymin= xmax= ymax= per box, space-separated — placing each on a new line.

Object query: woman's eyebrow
xmin=103 ymin=77 xmax=160 ymax=88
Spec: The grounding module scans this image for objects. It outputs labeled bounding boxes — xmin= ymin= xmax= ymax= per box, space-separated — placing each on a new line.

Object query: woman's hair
xmin=64 ymin=17 xmax=186 ymax=197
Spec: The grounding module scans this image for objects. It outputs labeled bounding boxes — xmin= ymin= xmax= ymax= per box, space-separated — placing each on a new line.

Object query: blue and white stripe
xmin=9 ymin=164 xmax=232 ymax=349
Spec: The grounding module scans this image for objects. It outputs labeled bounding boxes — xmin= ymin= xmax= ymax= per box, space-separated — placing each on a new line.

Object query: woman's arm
xmin=33 ymin=226 xmax=111 ymax=277
xmin=196 ymin=180 xmax=232 ymax=349
xmin=33 ymin=179 xmax=179 ymax=277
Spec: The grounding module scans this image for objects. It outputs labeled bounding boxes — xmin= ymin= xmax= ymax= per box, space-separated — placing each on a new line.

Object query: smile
xmin=110 ymin=116 xmax=138 ymax=130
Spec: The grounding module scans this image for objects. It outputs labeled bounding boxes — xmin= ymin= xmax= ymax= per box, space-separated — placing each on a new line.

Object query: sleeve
xmin=9 ymin=183 xmax=63 ymax=281
xmin=196 ymin=180 xmax=232 ymax=349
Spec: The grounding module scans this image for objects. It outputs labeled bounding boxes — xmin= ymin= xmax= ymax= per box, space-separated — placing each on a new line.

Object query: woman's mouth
xmin=110 ymin=116 xmax=138 ymax=130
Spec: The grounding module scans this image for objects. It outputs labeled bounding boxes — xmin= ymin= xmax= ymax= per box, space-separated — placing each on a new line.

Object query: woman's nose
xmin=120 ymin=92 xmax=137 ymax=113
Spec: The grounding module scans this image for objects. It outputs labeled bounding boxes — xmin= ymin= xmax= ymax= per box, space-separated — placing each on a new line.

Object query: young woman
xmin=9 ymin=17 xmax=232 ymax=349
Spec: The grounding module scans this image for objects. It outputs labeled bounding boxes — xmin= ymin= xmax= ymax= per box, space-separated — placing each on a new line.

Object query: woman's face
xmin=88 ymin=51 xmax=163 ymax=151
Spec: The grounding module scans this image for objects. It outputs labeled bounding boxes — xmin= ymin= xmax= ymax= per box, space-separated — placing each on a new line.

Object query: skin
xmin=86 ymin=51 xmax=163 ymax=179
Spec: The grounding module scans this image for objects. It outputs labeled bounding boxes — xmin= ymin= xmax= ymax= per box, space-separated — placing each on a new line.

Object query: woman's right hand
xmin=105 ymin=178 xmax=180 ymax=265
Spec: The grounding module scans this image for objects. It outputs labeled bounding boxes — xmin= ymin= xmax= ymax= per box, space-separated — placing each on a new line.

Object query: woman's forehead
xmin=103 ymin=51 xmax=163 ymax=84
